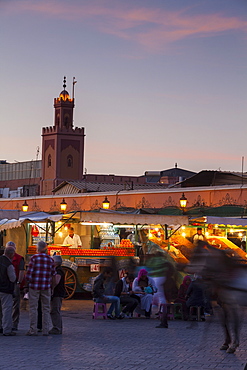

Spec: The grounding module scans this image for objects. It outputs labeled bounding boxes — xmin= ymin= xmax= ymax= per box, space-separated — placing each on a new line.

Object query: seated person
xmin=186 ymin=275 xmax=206 ymax=317
xmin=174 ymin=275 xmax=192 ymax=320
xmin=92 ymin=267 xmax=124 ymax=320
xmin=114 ymin=273 xmax=139 ymax=317
xmin=132 ymin=268 xmax=157 ymax=318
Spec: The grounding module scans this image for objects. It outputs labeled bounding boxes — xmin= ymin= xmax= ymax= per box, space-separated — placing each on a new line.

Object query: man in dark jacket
xmin=93 ymin=267 xmax=124 ymax=319
xmin=0 ymin=245 xmax=16 ymax=336
xmin=114 ymin=273 xmax=139 ymax=317
xmin=6 ymin=241 xmax=25 ymax=332
xmin=49 ymin=255 xmax=65 ymax=335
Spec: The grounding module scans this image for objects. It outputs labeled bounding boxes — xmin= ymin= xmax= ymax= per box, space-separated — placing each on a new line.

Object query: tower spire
xmin=72 ymin=77 xmax=77 ymax=100
xmin=63 ymin=76 xmax=66 ymax=90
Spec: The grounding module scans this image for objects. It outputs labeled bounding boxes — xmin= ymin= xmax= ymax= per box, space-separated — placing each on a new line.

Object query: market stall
xmin=0 ymin=210 xmax=189 ymax=298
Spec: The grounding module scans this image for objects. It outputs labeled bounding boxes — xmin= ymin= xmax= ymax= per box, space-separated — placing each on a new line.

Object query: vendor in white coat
xmin=63 ymin=227 xmax=82 ymax=248
xmin=132 ymin=268 xmax=157 ymax=318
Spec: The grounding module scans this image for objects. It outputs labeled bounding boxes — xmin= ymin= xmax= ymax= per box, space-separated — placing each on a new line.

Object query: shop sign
xmin=90 ymin=264 xmax=100 ymax=272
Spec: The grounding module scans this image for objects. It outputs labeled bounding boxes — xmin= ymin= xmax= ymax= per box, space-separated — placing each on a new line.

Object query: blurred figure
xmin=186 ymin=274 xmax=206 ymax=313
xmin=49 ymin=255 xmax=65 ymax=334
xmin=163 ymin=262 xmax=178 ymax=303
xmin=146 ymin=252 xmax=168 ymax=310
xmin=240 ymin=241 xmax=246 ymax=252
xmin=174 ymin=275 xmax=192 ymax=320
xmin=186 ymin=241 xmax=246 ymax=353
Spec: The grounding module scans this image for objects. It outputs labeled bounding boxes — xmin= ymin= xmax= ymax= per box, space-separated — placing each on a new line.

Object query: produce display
xmin=170 ymin=235 xmax=196 ymax=260
xmin=119 ymin=239 xmax=134 ymax=248
xmin=27 ymin=234 xmax=247 ymax=264
xmin=149 ymin=233 xmax=247 ymax=265
xmin=149 ymin=235 xmax=188 ymax=264
xmin=207 ymin=236 xmax=247 ymax=261
xmin=163 ymin=245 xmax=189 ymax=265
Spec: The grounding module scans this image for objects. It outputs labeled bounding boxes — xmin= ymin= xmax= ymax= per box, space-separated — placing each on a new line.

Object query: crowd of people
xmin=0 ymin=240 xmax=211 ymax=336
xmin=92 ymin=262 xmax=211 ymax=328
xmin=0 ymin=240 xmax=65 ymax=336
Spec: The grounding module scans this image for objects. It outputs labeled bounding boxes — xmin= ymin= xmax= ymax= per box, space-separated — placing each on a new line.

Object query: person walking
xmin=0 ymin=245 xmax=16 ymax=336
xmin=5 ymin=241 xmax=25 ymax=332
xmin=49 ymin=255 xmax=65 ymax=334
xmin=25 ymin=241 xmax=56 ymax=336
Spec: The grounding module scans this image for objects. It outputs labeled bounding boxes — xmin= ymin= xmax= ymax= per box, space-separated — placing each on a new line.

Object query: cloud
xmin=3 ymin=0 xmax=247 ymax=52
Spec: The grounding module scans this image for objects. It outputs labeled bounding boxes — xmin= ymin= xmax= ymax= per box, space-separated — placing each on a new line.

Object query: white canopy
xmin=0 ymin=212 xmax=63 ymax=231
xmin=0 ymin=210 xmax=188 ymax=231
xmin=79 ymin=211 xmax=188 ymax=226
xmin=0 ymin=210 xmax=20 ymax=220
xmin=204 ymin=216 xmax=247 ymax=227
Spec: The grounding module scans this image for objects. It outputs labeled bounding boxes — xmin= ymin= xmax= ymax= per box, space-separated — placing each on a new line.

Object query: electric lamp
xmin=22 ymin=200 xmax=29 ymax=212
xmin=102 ymin=197 xmax=110 ymax=209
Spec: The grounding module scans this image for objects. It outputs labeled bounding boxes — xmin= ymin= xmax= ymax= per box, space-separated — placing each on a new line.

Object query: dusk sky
xmin=1 ymin=0 xmax=246 ymax=176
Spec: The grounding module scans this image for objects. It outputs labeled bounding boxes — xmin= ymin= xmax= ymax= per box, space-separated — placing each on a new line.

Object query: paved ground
xmin=1 ymin=299 xmax=247 ymax=370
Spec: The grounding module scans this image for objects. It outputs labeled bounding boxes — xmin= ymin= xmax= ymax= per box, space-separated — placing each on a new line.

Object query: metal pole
xmin=72 ymin=77 xmax=77 ymax=100
xmin=242 ymin=156 xmax=244 ymax=187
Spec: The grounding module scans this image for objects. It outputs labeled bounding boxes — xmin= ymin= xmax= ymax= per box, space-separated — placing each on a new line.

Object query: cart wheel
xmin=62 ymin=267 xmax=77 ymax=300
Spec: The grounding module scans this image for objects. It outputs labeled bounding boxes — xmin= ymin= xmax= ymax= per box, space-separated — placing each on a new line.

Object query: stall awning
xmin=0 ymin=210 xmax=20 ymax=220
xmin=0 ymin=219 xmax=22 ymax=230
xmin=0 ymin=212 xmax=63 ymax=231
xmin=79 ymin=211 xmax=188 ymax=226
xmin=204 ymin=216 xmax=247 ymax=227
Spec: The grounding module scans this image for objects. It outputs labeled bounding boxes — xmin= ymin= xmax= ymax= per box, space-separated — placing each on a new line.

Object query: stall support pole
xmin=45 ymin=222 xmax=49 ymax=243
xmin=91 ymin=225 xmax=94 ymax=249
xmin=134 ymin=225 xmax=138 ymax=243
xmin=25 ymin=223 xmax=30 ymax=255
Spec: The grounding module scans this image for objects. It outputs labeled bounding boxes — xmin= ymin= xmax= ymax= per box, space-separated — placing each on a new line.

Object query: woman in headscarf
xmin=132 ymin=268 xmax=157 ymax=318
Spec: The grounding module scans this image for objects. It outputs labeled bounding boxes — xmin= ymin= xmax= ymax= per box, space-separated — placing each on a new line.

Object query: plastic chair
xmin=92 ymin=302 xmax=107 ymax=319
xmin=189 ymin=306 xmax=205 ymax=321
xmin=174 ymin=303 xmax=184 ymax=320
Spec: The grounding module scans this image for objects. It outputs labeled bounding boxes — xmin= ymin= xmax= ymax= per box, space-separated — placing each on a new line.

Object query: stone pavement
xmin=1 ymin=299 xmax=247 ymax=370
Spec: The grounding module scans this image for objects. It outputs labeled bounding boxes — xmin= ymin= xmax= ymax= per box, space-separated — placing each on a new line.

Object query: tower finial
xmin=63 ymin=76 xmax=66 ymax=90
xmin=72 ymin=77 xmax=77 ymax=100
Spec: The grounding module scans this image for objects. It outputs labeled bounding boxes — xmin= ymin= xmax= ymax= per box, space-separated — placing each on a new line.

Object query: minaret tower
xmin=41 ymin=77 xmax=85 ymax=195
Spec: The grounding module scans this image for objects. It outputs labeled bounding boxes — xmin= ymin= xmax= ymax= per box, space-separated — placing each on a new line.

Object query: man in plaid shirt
xmin=26 ymin=241 xmax=56 ymax=336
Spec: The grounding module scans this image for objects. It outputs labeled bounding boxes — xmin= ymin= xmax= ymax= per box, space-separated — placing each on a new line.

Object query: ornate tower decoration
xmin=41 ymin=77 xmax=85 ymax=195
